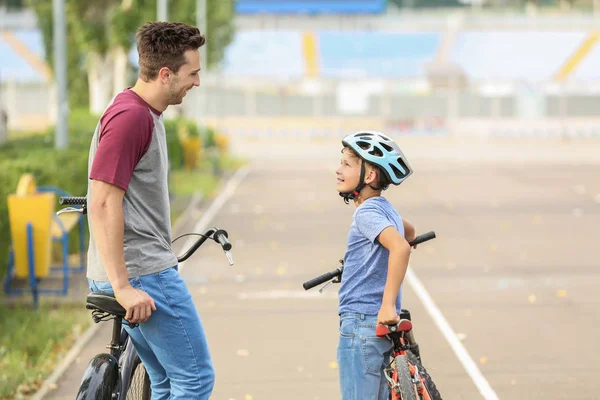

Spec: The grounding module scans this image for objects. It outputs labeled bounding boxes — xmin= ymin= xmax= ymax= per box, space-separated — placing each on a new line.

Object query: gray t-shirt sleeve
xmin=355 ymin=203 xmax=393 ymax=244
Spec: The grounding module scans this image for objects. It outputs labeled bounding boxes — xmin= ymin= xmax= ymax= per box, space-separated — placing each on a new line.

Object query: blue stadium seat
xmin=236 ymin=0 xmax=386 ymax=14
xmin=0 ymin=38 xmax=44 ymax=83
xmin=450 ymin=31 xmax=587 ymax=81
xmin=570 ymin=41 xmax=600 ymax=81
xmin=13 ymin=30 xmax=45 ymax=58
xmin=222 ymin=30 xmax=304 ymax=79
xmin=318 ymin=32 xmax=440 ymax=78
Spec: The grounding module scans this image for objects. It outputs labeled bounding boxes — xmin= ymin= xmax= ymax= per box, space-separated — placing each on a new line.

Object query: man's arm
xmin=89 ymin=179 xmax=156 ymax=323
xmin=376 ymin=227 xmax=411 ymax=325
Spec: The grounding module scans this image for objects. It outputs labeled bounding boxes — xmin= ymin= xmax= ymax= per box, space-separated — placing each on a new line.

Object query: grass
xmin=169 ymin=155 xmax=247 ymax=198
xmin=0 ymin=153 xmax=246 ymax=399
xmin=0 ymin=303 xmax=90 ymax=399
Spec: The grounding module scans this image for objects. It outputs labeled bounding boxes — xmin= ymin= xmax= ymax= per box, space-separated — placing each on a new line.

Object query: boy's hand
xmin=377 ymin=304 xmax=400 ymax=326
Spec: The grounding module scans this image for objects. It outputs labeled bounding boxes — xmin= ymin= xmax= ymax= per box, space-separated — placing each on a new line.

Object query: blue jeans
xmin=337 ymin=313 xmax=393 ymax=400
xmin=88 ymin=266 xmax=215 ymax=400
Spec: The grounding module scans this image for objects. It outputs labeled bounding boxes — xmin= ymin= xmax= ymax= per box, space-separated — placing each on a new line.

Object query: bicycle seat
xmin=376 ymin=319 xmax=413 ymax=338
xmin=86 ymin=292 xmax=126 ymax=318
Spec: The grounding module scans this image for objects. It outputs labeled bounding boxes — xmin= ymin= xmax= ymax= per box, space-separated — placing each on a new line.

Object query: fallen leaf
xmin=329 ymin=361 xmax=338 ymax=369
xmin=528 ymin=295 xmax=536 ymax=304
xmin=556 ymin=289 xmax=568 ymax=298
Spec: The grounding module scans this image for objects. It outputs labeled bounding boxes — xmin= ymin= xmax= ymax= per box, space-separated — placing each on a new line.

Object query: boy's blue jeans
xmin=337 ymin=313 xmax=393 ymax=400
xmin=88 ymin=266 xmax=215 ymax=400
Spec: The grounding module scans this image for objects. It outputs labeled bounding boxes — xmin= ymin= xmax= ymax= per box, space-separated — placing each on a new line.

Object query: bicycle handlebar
xmin=57 ymin=196 xmax=233 ymax=264
xmin=59 ymin=196 xmax=87 ymax=206
xmin=302 ymin=231 xmax=437 ymax=291
xmin=213 ymin=229 xmax=232 ymax=251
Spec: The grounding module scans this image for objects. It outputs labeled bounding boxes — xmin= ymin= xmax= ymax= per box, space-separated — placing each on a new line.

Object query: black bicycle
xmin=57 ymin=196 xmax=234 ymax=400
xmin=303 ymin=231 xmax=442 ymax=400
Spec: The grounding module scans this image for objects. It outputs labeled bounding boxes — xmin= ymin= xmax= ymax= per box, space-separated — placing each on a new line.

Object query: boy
xmin=335 ymin=131 xmax=416 ymax=399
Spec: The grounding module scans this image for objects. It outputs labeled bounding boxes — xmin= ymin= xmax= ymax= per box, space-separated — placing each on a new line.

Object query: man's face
xmin=167 ymin=49 xmax=201 ymax=105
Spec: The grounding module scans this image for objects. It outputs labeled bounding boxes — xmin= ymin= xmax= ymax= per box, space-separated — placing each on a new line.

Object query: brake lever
xmin=224 ymin=250 xmax=234 ymax=266
xmin=57 ymin=207 xmax=84 ymax=216
xmin=318 ymin=271 xmax=342 ymax=293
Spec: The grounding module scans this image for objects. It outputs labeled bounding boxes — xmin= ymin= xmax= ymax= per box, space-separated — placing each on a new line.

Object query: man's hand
xmin=377 ymin=304 xmax=400 ymax=326
xmin=114 ymin=284 xmax=156 ymax=323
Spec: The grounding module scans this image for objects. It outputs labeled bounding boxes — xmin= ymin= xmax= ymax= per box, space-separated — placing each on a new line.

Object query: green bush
xmin=203 ymin=126 xmax=217 ymax=148
xmin=0 ymin=110 xmax=201 ymax=280
xmin=164 ymin=118 xmax=184 ymax=170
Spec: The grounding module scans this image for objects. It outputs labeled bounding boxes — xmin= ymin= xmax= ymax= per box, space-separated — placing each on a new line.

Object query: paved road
xmin=45 ymin=136 xmax=600 ymax=399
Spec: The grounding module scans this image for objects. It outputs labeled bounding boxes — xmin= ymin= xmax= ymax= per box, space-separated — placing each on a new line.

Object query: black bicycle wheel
xmin=125 ymin=361 xmax=151 ymax=400
xmin=394 ymin=354 xmax=417 ymax=400
xmin=407 ymin=350 xmax=442 ymax=400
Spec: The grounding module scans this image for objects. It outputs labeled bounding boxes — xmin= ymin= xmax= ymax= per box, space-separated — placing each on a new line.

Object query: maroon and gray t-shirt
xmin=86 ymin=89 xmax=177 ymax=281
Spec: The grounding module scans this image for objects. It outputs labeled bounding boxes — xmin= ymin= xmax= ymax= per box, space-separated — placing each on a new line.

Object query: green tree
xmin=28 ymin=0 xmax=234 ymax=113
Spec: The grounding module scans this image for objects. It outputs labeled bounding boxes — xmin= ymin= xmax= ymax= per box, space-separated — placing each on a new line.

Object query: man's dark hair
xmin=136 ymin=22 xmax=206 ymax=81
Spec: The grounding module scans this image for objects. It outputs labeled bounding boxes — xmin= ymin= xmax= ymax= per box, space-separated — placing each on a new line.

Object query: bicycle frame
xmin=61 ymin=195 xmax=233 ymax=399
xmin=76 ymin=314 xmax=143 ymax=399
xmin=385 ymin=332 xmax=433 ymax=400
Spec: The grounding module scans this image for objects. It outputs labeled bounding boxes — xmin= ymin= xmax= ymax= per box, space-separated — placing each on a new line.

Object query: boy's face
xmin=336 ymin=147 xmax=361 ymax=193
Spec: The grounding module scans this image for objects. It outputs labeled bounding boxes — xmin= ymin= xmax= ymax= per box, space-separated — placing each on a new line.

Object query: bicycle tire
xmin=125 ymin=361 xmax=151 ymax=400
xmin=394 ymin=354 xmax=417 ymax=400
xmin=407 ymin=350 xmax=442 ymax=400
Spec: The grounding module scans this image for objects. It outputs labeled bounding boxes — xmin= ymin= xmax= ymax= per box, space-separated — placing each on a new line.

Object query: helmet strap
xmin=339 ymin=160 xmax=367 ymax=204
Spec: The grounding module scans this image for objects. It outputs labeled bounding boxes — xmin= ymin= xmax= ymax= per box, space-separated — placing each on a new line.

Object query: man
xmin=86 ymin=22 xmax=213 ymax=399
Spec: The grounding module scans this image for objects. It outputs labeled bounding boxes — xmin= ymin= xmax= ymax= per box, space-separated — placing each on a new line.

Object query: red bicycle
xmin=377 ymin=309 xmax=441 ymax=400
xmin=303 ymin=231 xmax=442 ymax=400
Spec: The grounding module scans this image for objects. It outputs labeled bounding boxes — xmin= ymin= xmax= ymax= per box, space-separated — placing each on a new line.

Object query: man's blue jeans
xmin=88 ymin=266 xmax=215 ymax=400
xmin=337 ymin=313 xmax=393 ymax=400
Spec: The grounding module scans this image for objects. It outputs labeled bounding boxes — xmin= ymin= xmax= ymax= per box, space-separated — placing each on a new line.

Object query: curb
xmin=30 ymin=323 xmax=101 ymax=400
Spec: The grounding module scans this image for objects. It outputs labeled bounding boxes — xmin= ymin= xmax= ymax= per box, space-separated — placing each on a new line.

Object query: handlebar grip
xmin=214 ymin=229 xmax=232 ymax=251
xmin=303 ymin=268 xmax=342 ymax=290
xmin=59 ymin=197 xmax=87 ymax=206
xmin=409 ymin=231 xmax=436 ymax=247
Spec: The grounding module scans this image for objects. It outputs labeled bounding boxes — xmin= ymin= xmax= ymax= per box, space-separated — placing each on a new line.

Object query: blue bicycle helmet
xmin=339 ymin=131 xmax=413 ymax=203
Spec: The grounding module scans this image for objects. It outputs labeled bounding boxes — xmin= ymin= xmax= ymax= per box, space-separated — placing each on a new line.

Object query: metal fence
xmin=1 ymin=76 xmax=599 ymax=140
xmin=181 ymin=76 xmax=600 ymax=138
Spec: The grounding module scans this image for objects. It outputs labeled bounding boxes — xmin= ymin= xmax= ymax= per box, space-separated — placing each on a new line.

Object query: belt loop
xmin=360 ymin=314 xmax=366 ymax=321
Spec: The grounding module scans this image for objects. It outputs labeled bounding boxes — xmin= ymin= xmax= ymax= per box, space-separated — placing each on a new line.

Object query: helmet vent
xmin=368 ymin=147 xmax=383 ymax=157
xmin=380 ymin=142 xmax=393 ymax=152
xmin=357 ymin=141 xmax=371 ymax=150
xmin=394 ymin=158 xmax=410 ymax=177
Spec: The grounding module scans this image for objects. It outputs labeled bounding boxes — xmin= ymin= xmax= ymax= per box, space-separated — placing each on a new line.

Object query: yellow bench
xmin=4 ymin=174 xmax=86 ymax=306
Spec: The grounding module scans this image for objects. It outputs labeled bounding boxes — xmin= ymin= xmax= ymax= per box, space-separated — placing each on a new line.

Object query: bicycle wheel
xmin=125 ymin=361 xmax=151 ymax=400
xmin=407 ymin=350 xmax=442 ymax=400
xmin=394 ymin=355 xmax=417 ymax=400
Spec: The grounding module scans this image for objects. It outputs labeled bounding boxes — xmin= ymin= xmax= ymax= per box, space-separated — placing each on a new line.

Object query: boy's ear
xmin=365 ymin=168 xmax=377 ymax=184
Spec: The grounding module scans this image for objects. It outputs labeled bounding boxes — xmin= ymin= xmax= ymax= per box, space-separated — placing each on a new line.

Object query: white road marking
xmin=406 ymin=268 xmax=500 ymax=400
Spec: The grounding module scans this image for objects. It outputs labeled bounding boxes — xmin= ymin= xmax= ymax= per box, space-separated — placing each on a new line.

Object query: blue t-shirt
xmin=338 ymin=196 xmax=405 ymax=316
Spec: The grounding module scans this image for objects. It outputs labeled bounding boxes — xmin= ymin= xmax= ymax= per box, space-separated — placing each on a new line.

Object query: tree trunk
xmin=112 ymin=46 xmax=129 ymax=96
xmin=88 ymin=51 xmax=113 ymax=114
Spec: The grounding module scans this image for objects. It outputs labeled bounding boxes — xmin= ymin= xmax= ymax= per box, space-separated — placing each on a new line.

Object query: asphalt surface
xmin=44 ymin=136 xmax=600 ymax=400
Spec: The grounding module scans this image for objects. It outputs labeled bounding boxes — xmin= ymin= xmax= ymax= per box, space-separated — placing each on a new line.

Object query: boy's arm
xmin=403 ymin=219 xmax=416 ymax=243
xmin=376 ymin=227 xmax=411 ymax=325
